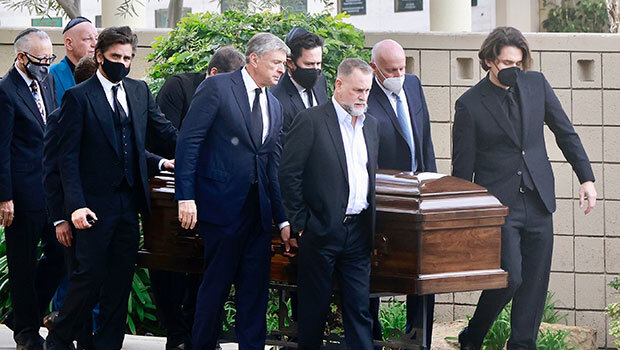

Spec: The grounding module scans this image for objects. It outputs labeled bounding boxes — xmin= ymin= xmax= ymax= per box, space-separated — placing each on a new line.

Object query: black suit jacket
xmin=270 ymin=72 xmax=328 ymax=142
xmin=279 ymin=101 xmax=379 ymax=247
xmin=147 ymin=72 xmax=204 ymax=158
xmin=57 ymin=74 xmax=177 ymax=216
xmin=367 ymin=75 xmax=436 ymax=172
xmin=0 ymin=67 xmax=57 ymax=212
xmin=452 ymin=72 xmax=594 ymax=213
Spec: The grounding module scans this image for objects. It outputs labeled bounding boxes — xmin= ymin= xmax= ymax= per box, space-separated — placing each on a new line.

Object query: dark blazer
xmin=279 ymin=101 xmax=379 ymax=247
xmin=270 ymin=72 xmax=328 ymax=139
xmin=57 ymin=74 xmax=177 ymax=216
xmin=44 ymin=107 xmax=164 ymax=223
xmin=174 ymin=68 xmax=287 ymax=234
xmin=367 ymin=74 xmax=436 ymax=172
xmin=0 ymin=66 xmax=57 ymax=212
xmin=452 ymin=72 xmax=594 ymax=213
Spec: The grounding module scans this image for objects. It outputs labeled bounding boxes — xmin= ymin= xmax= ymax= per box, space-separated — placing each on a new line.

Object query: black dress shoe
xmin=458 ymin=327 xmax=480 ymax=350
xmin=43 ymin=337 xmax=76 ymax=350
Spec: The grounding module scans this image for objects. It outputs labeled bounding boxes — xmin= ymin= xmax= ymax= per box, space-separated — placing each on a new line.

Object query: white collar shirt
xmin=288 ymin=71 xmax=316 ymax=109
xmin=15 ymin=62 xmax=46 ymax=119
xmin=97 ymin=69 xmax=128 ymax=116
xmin=332 ymin=97 xmax=369 ymax=215
xmin=241 ymin=66 xmax=269 ymax=143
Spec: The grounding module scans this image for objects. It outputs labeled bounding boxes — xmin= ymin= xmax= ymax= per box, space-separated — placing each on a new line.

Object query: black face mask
xmin=497 ymin=66 xmax=520 ymax=87
xmin=291 ymin=64 xmax=320 ymax=90
xmin=101 ymin=56 xmax=130 ymax=83
xmin=24 ymin=57 xmax=50 ymax=82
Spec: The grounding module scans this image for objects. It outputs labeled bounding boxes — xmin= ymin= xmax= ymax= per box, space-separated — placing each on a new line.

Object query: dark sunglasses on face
xmin=22 ymin=51 xmax=56 ymax=65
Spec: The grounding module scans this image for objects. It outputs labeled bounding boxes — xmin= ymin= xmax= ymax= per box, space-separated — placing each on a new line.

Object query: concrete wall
xmin=364 ymin=31 xmax=620 ymax=349
xmin=0 ymin=27 xmax=618 ymax=348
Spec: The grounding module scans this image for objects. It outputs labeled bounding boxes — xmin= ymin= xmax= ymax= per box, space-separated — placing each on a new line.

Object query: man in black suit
xmin=175 ymin=33 xmax=290 ymax=350
xmin=147 ymin=45 xmax=245 ymax=350
xmin=147 ymin=45 xmax=246 ymax=159
xmin=0 ymin=28 xmax=65 ymax=350
xmin=271 ymin=27 xmax=328 ymax=143
xmin=279 ymin=58 xmax=379 ymax=350
xmin=453 ymin=27 xmax=597 ymax=350
xmin=367 ymin=39 xmax=436 ymax=349
xmin=44 ymin=26 xmax=177 ymax=350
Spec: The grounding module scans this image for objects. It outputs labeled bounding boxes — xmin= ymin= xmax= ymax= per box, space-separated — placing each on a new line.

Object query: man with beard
xmin=271 ymin=27 xmax=328 ymax=143
xmin=0 ymin=27 xmax=65 ymax=350
xmin=279 ymin=58 xmax=379 ymax=349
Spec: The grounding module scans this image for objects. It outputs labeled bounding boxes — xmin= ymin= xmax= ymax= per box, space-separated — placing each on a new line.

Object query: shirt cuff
xmin=278 ymin=221 xmax=290 ymax=230
xmin=178 ymin=200 xmax=193 ymax=203
xmin=53 ymin=220 xmax=66 ymax=227
xmin=158 ymin=159 xmax=167 ymax=171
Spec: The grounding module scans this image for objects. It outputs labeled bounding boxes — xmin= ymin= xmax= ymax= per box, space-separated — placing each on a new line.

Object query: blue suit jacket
xmin=0 ymin=67 xmax=57 ymax=212
xmin=175 ymin=68 xmax=287 ymax=234
xmin=50 ymin=56 xmax=75 ymax=106
xmin=367 ymin=74 xmax=436 ymax=173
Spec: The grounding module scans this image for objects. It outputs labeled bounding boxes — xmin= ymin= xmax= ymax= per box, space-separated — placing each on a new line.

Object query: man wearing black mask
xmin=44 ymin=26 xmax=177 ymax=350
xmin=271 ymin=27 xmax=328 ymax=143
xmin=453 ymin=26 xmax=597 ymax=350
xmin=0 ymin=27 xmax=65 ymax=350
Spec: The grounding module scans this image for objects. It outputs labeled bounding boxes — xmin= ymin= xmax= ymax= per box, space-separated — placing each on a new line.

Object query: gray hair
xmin=14 ymin=28 xmax=50 ymax=54
xmin=337 ymin=58 xmax=373 ymax=78
xmin=245 ymin=33 xmax=290 ymax=63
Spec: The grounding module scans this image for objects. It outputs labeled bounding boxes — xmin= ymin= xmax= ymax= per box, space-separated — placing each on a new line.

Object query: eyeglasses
xmin=23 ymin=52 xmax=57 ymax=65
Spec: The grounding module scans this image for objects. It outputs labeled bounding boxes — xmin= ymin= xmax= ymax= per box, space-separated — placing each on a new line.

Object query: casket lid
xmin=376 ymin=170 xmax=487 ymax=198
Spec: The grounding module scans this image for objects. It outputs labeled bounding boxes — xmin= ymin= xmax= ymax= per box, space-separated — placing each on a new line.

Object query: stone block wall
xmin=365 ymin=32 xmax=620 ymax=349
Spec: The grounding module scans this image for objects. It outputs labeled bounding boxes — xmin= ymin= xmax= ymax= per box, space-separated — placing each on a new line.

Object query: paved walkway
xmin=0 ymin=325 xmax=268 ymax=350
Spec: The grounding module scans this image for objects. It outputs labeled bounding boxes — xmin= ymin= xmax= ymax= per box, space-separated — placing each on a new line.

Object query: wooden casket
xmin=139 ymin=171 xmax=509 ymax=295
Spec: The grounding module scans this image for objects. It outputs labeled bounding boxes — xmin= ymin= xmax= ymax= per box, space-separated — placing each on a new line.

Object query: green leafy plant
xmin=146 ymin=10 xmax=369 ymax=95
xmin=542 ymin=0 xmax=609 ymax=32
xmin=0 ymin=227 xmax=11 ymax=321
xmin=126 ymin=267 xmax=163 ymax=335
xmin=378 ymin=297 xmax=407 ymax=340
xmin=607 ymin=276 xmax=620 ymax=348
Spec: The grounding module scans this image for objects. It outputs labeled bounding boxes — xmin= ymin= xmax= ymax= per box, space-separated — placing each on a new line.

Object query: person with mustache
xmin=453 ymin=26 xmax=597 ymax=350
xmin=279 ymin=58 xmax=379 ymax=349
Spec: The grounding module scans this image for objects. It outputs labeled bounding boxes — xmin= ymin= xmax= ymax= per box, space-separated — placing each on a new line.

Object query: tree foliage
xmin=147 ymin=10 xmax=369 ymax=95
xmin=542 ymin=0 xmax=610 ymax=32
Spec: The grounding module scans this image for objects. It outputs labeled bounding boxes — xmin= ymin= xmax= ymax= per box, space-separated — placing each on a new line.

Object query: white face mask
xmin=377 ymin=67 xmax=404 ymax=95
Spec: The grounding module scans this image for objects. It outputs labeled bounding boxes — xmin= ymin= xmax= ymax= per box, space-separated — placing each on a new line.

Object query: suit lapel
xmin=283 ymin=73 xmax=306 ymax=113
xmin=231 ymin=69 xmax=258 ymax=150
xmin=362 ymin=116 xmax=376 ymax=180
xmin=10 ymin=68 xmax=45 ymax=131
xmin=313 ymin=74 xmax=328 ymax=105
xmin=262 ymin=92 xmax=279 ymax=148
xmin=480 ymin=78 xmax=521 ymax=147
xmin=324 ymin=102 xmax=348 ymax=183
xmin=40 ymin=76 xmax=56 ymax=115
xmin=124 ymin=79 xmax=146 ymax=152
xmin=86 ymin=76 xmax=119 ymax=157
xmin=371 ymin=79 xmax=408 ymax=142
xmin=517 ymin=74 xmax=530 ymax=147
xmin=403 ymin=78 xmax=423 ymax=168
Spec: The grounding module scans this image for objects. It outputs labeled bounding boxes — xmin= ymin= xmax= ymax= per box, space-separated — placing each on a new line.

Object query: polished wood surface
xmin=139 ymin=171 xmax=509 ymax=294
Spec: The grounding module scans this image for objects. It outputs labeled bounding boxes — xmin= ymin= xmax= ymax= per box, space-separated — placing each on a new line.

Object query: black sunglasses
xmin=23 ymin=52 xmax=57 ymax=65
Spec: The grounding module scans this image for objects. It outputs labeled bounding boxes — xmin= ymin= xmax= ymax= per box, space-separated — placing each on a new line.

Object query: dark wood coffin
xmin=139 ymin=171 xmax=508 ymax=295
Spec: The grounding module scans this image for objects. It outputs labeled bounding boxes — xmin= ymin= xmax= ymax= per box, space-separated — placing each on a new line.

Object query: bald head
xmin=370 ymin=39 xmax=407 ymax=91
xmin=64 ymin=21 xmax=97 ymax=65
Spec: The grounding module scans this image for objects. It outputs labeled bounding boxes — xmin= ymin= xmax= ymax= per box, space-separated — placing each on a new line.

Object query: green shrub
xmin=146 ymin=10 xmax=370 ymax=95
xmin=608 ymin=276 xmax=620 ymax=348
xmin=542 ymin=0 xmax=609 ymax=32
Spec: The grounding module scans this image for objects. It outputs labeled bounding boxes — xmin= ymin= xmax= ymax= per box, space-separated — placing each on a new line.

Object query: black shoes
xmin=458 ymin=327 xmax=481 ymax=350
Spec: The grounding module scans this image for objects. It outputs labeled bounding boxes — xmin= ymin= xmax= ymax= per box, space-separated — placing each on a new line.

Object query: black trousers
xmin=149 ymin=268 xmax=200 ymax=348
xmin=4 ymin=209 xmax=65 ymax=345
xmin=49 ymin=185 xmax=140 ymax=350
xmin=192 ymin=185 xmax=272 ymax=350
xmin=297 ymin=213 xmax=374 ymax=350
xmin=466 ymin=188 xmax=553 ymax=349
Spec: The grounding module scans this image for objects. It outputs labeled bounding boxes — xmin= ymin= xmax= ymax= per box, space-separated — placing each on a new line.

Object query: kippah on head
xmin=14 ymin=27 xmax=41 ymax=44
xmin=63 ymin=16 xmax=92 ymax=34
xmin=285 ymin=26 xmax=310 ymax=47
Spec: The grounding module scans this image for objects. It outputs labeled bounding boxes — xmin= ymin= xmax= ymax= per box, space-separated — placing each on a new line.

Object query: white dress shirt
xmin=241 ymin=67 xmax=269 ymax=143
xmin=15 ymin=62 xmax=46 ymax=119
xmin=332 ymin=97 xmax=369 ymax=215
xmin=288 ymin=71 xmax=316 ymax=108
xmin=375 ymin=76 xmax=415 ymax=152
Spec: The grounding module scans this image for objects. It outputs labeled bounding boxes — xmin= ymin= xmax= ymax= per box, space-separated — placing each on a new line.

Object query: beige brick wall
xmin=365 ymin=32 xmax=620 ymax=349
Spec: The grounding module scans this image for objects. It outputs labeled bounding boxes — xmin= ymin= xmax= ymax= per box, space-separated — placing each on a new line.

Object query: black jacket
xmin=452 ymin=71 xmax=594 ymax=213
xmin=0 ymin=67 xmax=57 ymax=212
xmin=57 ymin=74 xmax=177 ymax=216
xmin=279 ymin=101 xmax=379 ymax=247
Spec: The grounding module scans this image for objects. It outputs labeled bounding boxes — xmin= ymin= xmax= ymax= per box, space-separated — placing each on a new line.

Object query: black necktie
xmin=251 ymin=87 xmax=263 ymax=145
xmin=506 ymin=88 xmax=521 ymax=140
xmin=306 ymin=88 xmax=314 ymax=107
xmin=112 ymin=85 xmax=128 ymax=125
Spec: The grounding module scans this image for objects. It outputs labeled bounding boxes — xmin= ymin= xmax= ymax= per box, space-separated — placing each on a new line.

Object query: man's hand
xmin=178 ymin=200 xmax=197 ymax=230
xmin=71 ymin=207 xmax=97 ymax=229
xmin=163 ymin=159 xmax=175 ymax=170
xmin=56 ymin=221 xmax=73 ymax=247
xmin=579 ymin=181 xmax=597 ymax=215
xmin=280 ymin=225 xmax=298 ymax=257
xmin=0 ymin=200 xmax=14 ymax=227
